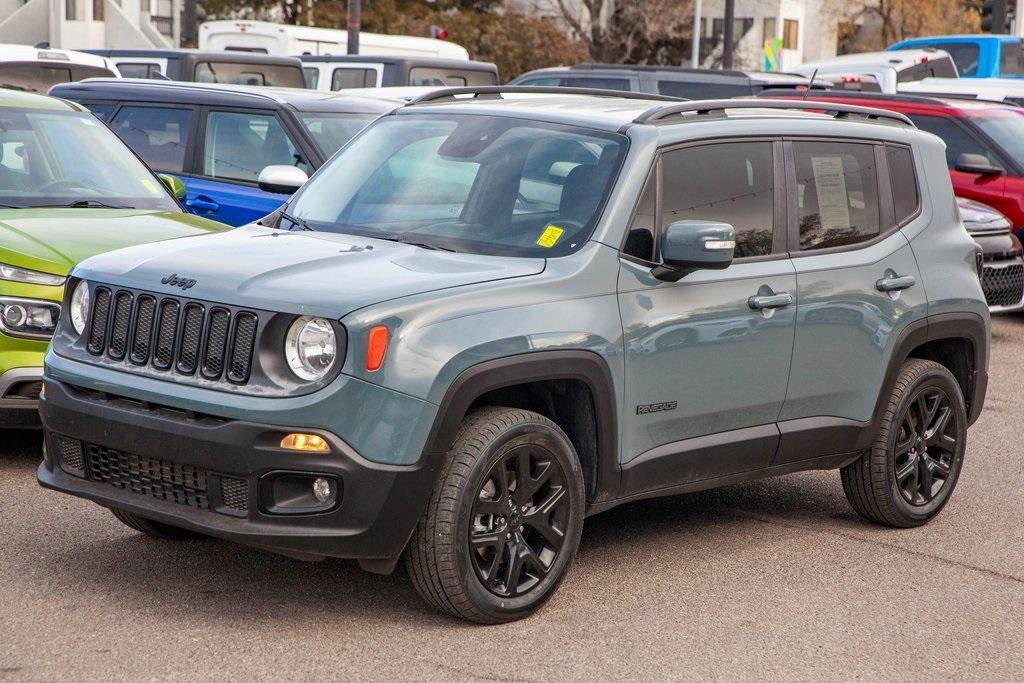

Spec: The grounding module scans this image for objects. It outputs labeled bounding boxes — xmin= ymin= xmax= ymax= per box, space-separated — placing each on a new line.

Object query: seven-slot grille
xmin=86 ymin=287 xmax=258 ymax=384
xmin=982 ymin=261 xmax=1024 ymax=309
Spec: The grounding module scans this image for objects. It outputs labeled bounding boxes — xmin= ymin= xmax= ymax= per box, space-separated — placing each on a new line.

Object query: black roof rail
xmin=406 ymin=85 xmax=683 ymax=105
xmin=633 ymin=98 xmax=914 ymax=126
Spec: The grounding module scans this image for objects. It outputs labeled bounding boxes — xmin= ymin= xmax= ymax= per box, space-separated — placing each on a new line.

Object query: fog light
xmin=313 ymin=477 xmax=332 ymax=503
xmin=280 ymin=433 xmax=329 ymax=452
xmin=2 ymin=304 xmax=26 ymax=328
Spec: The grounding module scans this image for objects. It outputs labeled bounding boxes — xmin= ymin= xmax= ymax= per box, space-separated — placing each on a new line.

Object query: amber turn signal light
xmin=280 ymin=433 xmax=330 ymax=452
xmin=366 ymin=325 xmax=388 ymax=372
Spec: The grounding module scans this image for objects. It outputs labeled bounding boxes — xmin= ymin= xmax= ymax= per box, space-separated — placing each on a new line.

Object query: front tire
xmin=407 ymin=407 xmax=585 ymax=623
xmin=841 ymin=359 xmax=967 ymax=527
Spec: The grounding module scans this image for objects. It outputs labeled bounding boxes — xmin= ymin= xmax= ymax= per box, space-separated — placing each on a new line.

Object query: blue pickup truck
xmin=888 ymin=35 xmax=1024 ymax=79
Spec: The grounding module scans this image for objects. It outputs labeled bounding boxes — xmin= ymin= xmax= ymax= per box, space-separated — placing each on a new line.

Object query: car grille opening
xmin=84 ymin=288 xmax=257 ymax=385
xmin=982 ymin=262 xmax=1024 ymax=309
xmin=220 ymin=476 xmax=249 ymax=512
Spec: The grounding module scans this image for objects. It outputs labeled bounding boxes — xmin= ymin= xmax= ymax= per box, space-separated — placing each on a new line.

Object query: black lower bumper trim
xmin=37 ymin=379 xmax=436 ymax=564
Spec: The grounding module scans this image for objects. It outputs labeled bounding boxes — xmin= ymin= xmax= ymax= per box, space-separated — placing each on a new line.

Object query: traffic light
xmin=430 ymin=25 xmax=448 ymax=40
xmin=981 ymin=0 xmax=1012 ymax=33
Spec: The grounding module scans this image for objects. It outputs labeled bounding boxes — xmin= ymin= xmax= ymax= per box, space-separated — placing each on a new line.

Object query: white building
xmin=0 ymin=0 xmax=177 ymax=50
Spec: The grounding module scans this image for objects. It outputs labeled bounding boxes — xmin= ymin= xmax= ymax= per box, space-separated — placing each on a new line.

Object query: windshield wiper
xmin=34 ymin=200 xmax=135 ymax=209
xmin=280 ymin=212 xmax=314 ymax=231
xmin=375 ymin=236 xmax=457 ymax=252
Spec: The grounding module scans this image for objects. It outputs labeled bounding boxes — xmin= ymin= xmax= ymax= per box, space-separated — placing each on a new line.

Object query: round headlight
xmin=69 ymin=281 xmax=89 ymax=336
xmin=285 ymin=316 xmax=336 ymax=381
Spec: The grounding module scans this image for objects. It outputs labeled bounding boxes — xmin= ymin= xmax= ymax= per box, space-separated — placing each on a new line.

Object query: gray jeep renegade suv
xmin=38 ymin=88 xmax=990 ymax=623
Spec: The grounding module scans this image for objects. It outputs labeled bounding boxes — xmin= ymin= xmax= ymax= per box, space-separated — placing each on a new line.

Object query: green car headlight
xmin=0 ymin=262 xmax=65 ymax=286
xmin=0 ymin=297 xmax=60 ymax=339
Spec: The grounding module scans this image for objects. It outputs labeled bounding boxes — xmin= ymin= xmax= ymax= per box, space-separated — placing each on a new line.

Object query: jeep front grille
xmin=87 ymin=287 xmax=257 ymax=385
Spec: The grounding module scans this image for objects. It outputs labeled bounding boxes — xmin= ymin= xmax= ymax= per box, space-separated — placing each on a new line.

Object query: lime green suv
xmin=0 ymin=89 xmax=225 ymax=427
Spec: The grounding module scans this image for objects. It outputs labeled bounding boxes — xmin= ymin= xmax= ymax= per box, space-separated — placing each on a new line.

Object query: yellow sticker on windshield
xmin=536 ymin=225 xmax=564 ymax=248
xmin=140 ymin=178 xmax=160 ymax=195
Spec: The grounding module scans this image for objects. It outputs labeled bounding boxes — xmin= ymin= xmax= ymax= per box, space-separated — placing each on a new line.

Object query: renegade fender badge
xmin=161 ymin=274 xmax=196 ymax=290
xmin=637 ymin=401 xmax=677 ymax=415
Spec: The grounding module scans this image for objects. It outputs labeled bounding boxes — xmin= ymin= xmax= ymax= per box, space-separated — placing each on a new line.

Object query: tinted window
xmin=83 ymin=101 xmax=115 ymax=121
xmin=303 ymin=67 xmax=319 ymax=89
xmin=0 ymin=64 xmax=71 ymax=93
xmin=973 ymin=112 xmax=1024 ymax=162
xmin=409 ymin=67 xmax=497 ymax=87
xmin=109 ymin=106 xmax=192 ymax=173
xmin=657 ymin=80 xmax=751 ymax=98
xmin=660 ymin=142 xmax=776 ymax=258
xmin=908 ymin=114 xmax=999 ymax=168
xmin=202 ymin=111 xmax=308 ymax=182
xmin=562 ymin=76 xmax=631 ymax=91
xmin=116 ymin=62 xmax=162 ymax=79
xmin=332 ymin=67 xmax=377 ymax=90
xmin=194 ymin=61 xmax=305 ymax=88
xmin=792 ymin=141 xmax=880 ymax=251
xmin=298 ymin=113 xmax=376 ymax=157
xmin=999 ymin=43 xmax=1024 ymax=75
xmin=911 ymin=42 xmax=980 ymax=76
xmin=886 ymin=145 xmax=919 ymax=225
xmin=516 ymin=76 xmax=560 ymax=86
xmin=897 ymin=58 xmax=958 ymax=83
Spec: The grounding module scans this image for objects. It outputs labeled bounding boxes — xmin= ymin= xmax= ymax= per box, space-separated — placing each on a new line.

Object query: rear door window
xmin=194 ymin=62 xmax=305 ymax=88
xmin=109 ymin=105 xmax=193 ymax=173
xmin=660 ymin=141 xmax=777 ymax=258
xmin=116 ymin=62 xmax=162 ymax=79
xmin=408 ymin=67 xmax=496 ymax=87
xmin=657 ymin=80 xmax=752 ymax=98
xmin=202 ymin=110 xmax=308 ymax=182
xmin=791 ymin=141 xmax=881 ymax=251
xmin=0 ymin=64 xmax=72 ymax=93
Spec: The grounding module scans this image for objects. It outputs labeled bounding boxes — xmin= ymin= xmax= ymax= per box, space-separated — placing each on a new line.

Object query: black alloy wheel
xmin=469 ymin=444 xmax=570 ymax=598
xmin=893 ymin=386 xmax=958 ymax=506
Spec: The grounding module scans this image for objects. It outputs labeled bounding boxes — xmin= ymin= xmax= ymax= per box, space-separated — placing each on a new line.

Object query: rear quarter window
xmin=886 ymin=145 xmax=920 ymax=225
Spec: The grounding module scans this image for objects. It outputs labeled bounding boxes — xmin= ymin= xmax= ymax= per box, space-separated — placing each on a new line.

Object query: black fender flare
xmin=420 ymin=350 xmax=620 ymax=505
xmin=862 ymin=311 xmax=988 ymax=450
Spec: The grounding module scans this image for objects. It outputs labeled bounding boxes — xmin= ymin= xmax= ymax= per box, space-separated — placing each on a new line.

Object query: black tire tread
xmin=841 ymin=359 xmax=961 ymax=528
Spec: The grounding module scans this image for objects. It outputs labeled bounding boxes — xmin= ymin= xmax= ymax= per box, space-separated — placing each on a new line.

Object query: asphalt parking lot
xmin=1 ymin=317 xmax=1022 ymax=681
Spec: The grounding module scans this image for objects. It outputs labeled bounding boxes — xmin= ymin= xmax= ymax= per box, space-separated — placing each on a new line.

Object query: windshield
xmin=974 ymin=112 xmax=1024 ymax=163
xmin=288 ymin=114 xmax=626 ymax=257
xmin=0 ymin=109 xmax=178 ymax=210
xmin=298 ymin=112 xmax=376 ymax=158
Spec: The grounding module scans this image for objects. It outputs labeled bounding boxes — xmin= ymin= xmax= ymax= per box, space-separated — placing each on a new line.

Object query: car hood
xmin=73 ymin=225 xmax=547 ymax=318
xmin=0 ymin=208 xmax=225 ymax=277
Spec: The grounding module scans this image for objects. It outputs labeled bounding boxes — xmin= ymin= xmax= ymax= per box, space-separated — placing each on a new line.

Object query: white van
xmin=0 ymin=44 xmax=118 ymax=93
xmin=199 ymin=20 xmax=469 ymax=60
xmin=792 ymin=49 xmax=958 ymax=93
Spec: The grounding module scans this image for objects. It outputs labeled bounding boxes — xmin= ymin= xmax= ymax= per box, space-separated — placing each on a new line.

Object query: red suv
xmin=760 ymin=91 xmax=1024 ymax=237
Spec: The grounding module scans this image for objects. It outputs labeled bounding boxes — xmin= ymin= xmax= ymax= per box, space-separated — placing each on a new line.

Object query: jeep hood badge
xmin=161 ymin=274 xmax=196 ymax=290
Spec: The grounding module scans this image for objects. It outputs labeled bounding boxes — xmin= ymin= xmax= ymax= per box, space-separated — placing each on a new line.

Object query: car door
xmin=190 ymin=107 xmax=313 ymax=226
xmin=618 ymin=139 xmax=796 ymax=495
xmin=774 ymin=139 xmax=928 ymax=464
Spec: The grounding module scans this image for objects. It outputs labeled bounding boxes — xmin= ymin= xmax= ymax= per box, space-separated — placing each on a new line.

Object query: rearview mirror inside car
xmin=653 ymin=220 xmax=736 ymax=282
xmin=955 ymin=153 xmax=1003 ymax=176
xmin=157 ymin=173 xmax=186 ymax=201
xmin=258 ymin=165 xmax=309 ymax=195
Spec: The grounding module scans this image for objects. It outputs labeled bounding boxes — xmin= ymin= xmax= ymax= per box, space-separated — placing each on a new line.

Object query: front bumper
xmin=38 ymin=378 xmax=438 ymax=565
xmin=0 ymin=367 xmax=42 ymax=427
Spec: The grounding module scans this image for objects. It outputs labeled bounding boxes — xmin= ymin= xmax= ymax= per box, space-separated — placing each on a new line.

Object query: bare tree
xmin=545 ymin=0 xmax=695 ymax=64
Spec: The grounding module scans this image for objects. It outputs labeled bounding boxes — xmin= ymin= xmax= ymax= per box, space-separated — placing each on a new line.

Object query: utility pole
xmin=691 ymin=0 xmax=702 ymax=67
xmin=183 ymin=0 xmax=198 ymax=47
xmin=722 ymin=0 xmax=735 ymax=69
xmin=347 ymin=0 xmax=361 ymax=55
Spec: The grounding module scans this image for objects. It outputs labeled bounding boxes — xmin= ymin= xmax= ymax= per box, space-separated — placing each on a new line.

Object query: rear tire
xmin=841 ymin=359 xmax=967 ymax=527
xmin=110 ymin=508 xmax=201 ymax=540
xmin=406 ymin=406 xmax=585 ymax=623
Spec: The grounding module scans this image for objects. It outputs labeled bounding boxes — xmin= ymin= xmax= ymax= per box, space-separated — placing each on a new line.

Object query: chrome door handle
xmin=748 ymin=292 xmax=793 ymax=310
xmin=876 ymin=274 xmax=916 ymax=292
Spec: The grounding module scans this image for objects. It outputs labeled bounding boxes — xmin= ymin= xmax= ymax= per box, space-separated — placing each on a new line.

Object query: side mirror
xmin=652 ymin=220 xmax=736 ymax=282
xmin=955 ymin=153 xmax=1003 ymax=176
xmin=257 ymin=165 xmax=309 ymax=195
xmin=157 ymin=173 xmax=186 ymax=200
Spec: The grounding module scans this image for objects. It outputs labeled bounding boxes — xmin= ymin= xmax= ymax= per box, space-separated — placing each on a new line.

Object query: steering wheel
xmin=36 ymin=177 xmax=98 ymax=194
